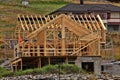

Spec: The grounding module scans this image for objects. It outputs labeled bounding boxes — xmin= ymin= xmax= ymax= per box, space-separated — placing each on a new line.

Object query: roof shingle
xmin=51 ymin=4 xmax=120 ymax=14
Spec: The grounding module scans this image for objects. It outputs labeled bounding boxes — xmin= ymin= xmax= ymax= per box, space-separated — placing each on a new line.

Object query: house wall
xmin=111 ymin=12 xmax=120 ymax=18
xmin=103 ymin=12 xmax=120 ymax=32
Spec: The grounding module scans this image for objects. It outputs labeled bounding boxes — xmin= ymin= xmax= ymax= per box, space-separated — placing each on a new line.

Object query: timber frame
xmin=11 ymin=14 xmax=106 ymax=71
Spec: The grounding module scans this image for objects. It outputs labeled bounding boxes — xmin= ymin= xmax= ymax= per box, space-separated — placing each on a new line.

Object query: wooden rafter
xmin=14 ymin=14 xmax=106 ymax=58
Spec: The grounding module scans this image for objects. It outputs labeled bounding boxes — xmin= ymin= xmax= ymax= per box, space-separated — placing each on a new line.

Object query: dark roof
xmin=51 ymin=4 xmax=120 ymax=14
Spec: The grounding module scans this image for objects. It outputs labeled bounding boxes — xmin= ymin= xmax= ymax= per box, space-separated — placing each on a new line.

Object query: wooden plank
xmin=92 ymin=15 xmax=101 ymax=30
xmin=27 ymin=14 xmax=64 ymax=38
xmin=97 ymin=15 xmax=106 ymax=30
xmin=21 ymin=59 xmax=23 ymax=70
xmin=38 ymin=58 xmax=41 ymax=68
xmin=18 ymin=14 xmax=25 ymax=31
xmin=88 ymin=15 xmax=97 ymax=31
xmin=71 ymin=38 xmax=98 ymax=55
xmin=98 ymin=38 xmax=100 ymax=56
xmin=11 ymin=58 xmax=22 ymax=65
xmin=48 ymin=57 xmax=50 ymax=65
xmin=22 ymin=15 xmax=30 ymax=31
xmin=80 ymin=15 xmax=88 ymax=29
xmin=84 ymin=15 xmax=93 ymax=31
xmin=76 ymin=15 xmax=83 ymax=26
xmin=31 ymin=15 xmax=38 ymax=30
xmin=35 ymin=15 xmax=41 ymax=28
xmin=66 ymin=57 xmax=68 ymax=64
xmin=61 ymin=24 xmax=66 ymax=55
xmin=26 ymin=15 xmax=34 ymax=31
xmin=64 ymin=16 xmax=91 ymax=36
xmin=39 ymin=15 xmax=44 ymax=25
xmin=44 ymin=30 xmax=47 ymax=56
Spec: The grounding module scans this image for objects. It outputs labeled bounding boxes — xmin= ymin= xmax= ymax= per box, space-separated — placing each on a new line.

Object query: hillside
xmin=0 ymin=0 xmax=68 ymax=32
xmin=0 ymin=0 xmax=120 ymax=60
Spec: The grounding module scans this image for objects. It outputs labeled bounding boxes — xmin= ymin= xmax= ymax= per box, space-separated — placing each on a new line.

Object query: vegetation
xmin=0 ymin=0 xmax=69 ymax=32
xmin=0 ymin=67 xmax=11 ymax=78
xmin=0 ymin=64 xmax=86 ymax=78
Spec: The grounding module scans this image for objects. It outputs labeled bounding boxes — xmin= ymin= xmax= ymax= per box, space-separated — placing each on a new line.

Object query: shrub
xmin=14 ymin=69 xmax=33 ymax=76
xmin=41 ymin=65 xmax=58 ymax=74
xmin=0 ymin=67 xmax=11 ymax=78
xmin=33 ymin=68 xmax=42 ymax=74
xmin=60 ymin=64 xmax=80 ymax=74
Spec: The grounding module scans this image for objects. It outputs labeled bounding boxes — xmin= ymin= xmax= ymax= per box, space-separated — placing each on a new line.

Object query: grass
xmin=0 ymin=64 xmax=85 ymax=78
xmin=0 ymin=0 xmax=68 ymax=32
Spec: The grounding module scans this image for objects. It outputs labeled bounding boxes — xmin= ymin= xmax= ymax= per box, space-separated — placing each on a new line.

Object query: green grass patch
xmin=0 ymin=64 xmax=85 ymax=77
xmin=0 ymin=0 xmax=69 ymax=15
xmin=0 ymin=67 xmax=12 ymax=78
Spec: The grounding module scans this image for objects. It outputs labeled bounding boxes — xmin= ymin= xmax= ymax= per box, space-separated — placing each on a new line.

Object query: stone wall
xmin=76 ymin=56 xmax=102 ymax=75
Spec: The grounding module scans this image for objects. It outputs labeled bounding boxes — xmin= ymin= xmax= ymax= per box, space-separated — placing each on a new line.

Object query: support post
xmin=48 ymin=57 xmax=50 ymax=65
xmin=61 ymin=18 xmax=66 ymax=56
xmin=11 ymin=64 xmax=13 ymax=72
xmin=44 ymin=31 xmax=47 ymax=56
xmin=66 ymin=57 xmax=68 ymax=64
xmin=98 ymin=38 xmax=100 ymax=56
xmin=38 ymin=58 xmax=41 ymax=68
xmin=21 ymin=59 xmax=22 ymax=70
xmin=15 ymin=63 xmax=17 ymax=71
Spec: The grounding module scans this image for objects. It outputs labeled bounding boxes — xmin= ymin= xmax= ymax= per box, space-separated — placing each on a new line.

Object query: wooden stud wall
xmin=11 ymin=14 xmax=106 ymax=71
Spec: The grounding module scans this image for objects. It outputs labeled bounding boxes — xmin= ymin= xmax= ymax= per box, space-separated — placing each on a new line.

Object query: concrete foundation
xmin=76 ymin=56 xmax=102 ymax=75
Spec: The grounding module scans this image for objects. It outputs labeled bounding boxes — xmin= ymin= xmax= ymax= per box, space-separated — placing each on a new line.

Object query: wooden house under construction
xmin=11 ymin=14 xmax=106 ymax=74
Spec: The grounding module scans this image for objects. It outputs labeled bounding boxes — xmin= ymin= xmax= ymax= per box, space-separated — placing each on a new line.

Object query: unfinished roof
xmin=17 ymin=14 xmax=106 ymax=42
xmin=50 ymin=4 xmax=120 ymax=14
xmin=17 ymin=14 xmax=106 ymax=31
xmin=15 ymin=14 xmax=104 ymax=57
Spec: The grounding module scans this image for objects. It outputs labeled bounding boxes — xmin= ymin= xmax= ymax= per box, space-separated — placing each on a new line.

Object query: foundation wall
xmin=76 ymin=56 xmax=102 ymax=75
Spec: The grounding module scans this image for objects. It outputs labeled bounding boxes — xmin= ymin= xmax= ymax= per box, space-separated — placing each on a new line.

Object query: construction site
xmin=0 ymin=13 xmax=116 ymax=75
xmin=0 ymin=1 xmax=120 ymax=77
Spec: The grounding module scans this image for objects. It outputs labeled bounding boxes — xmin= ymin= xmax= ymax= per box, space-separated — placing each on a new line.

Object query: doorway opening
xmin=82 ymin=62 xmax=94 ymax=72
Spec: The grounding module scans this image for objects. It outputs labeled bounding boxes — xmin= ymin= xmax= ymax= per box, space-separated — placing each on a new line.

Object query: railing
xmin=15 ymin=45 xmax=96 ymax=58
xmin=100 ymin=41 xmax=114 ymax=60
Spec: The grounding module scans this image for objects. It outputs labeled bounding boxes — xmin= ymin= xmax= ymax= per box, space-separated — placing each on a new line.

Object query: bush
xmin=0 ymin=64 xmax=85 ymax=77
xmin=0 ymin=67 xmax=11 ymax=78
xmin=14 ymin=69 xmax=33 ymax=76
xmin=41 ymin=65 xmax=58 ymax=74
xmin=60 ymin=64 xmax=80 ymax=74
xmin=33 ymin=68 xmax=42 ymax=74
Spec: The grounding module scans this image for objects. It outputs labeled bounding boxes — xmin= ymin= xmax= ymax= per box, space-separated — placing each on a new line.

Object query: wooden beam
xmin=97 ymin=15 xmax=106 ymax=30
xmin=22 ymin=15 xmax=29 ymax=31
xmin=61 ymin=23 xmax=66 ymax=56
xmin=44 ymin=30 xmax=47 ymax=56
xmin=21 ymin=59 xmax=22 ymax=70
xmin=88 ymin=15 xmax=97 ymax=31
xmin=27 ymin=14 xmax=63 ymax=38
xmin=98 ymin=38 xmax=100 ymax=56
xmin=84 ymin=15 xmax=93 ymax=31
xmin=11 ymin=58 xmax=22 ymax=65
xmin=26 ymin=15 xmax=34 ymax=31
xmin=71 ymin=38 xmax=98 ymax=55
xmin=31 ymin=15 xmax=38 ymax=30
xmin=66 ymin=57 xmax=68 ymax=64
xmin=18 ymin=14 xmax=25 ymax=31
xmin=48 ymin=57 xmax=50 ymax=65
